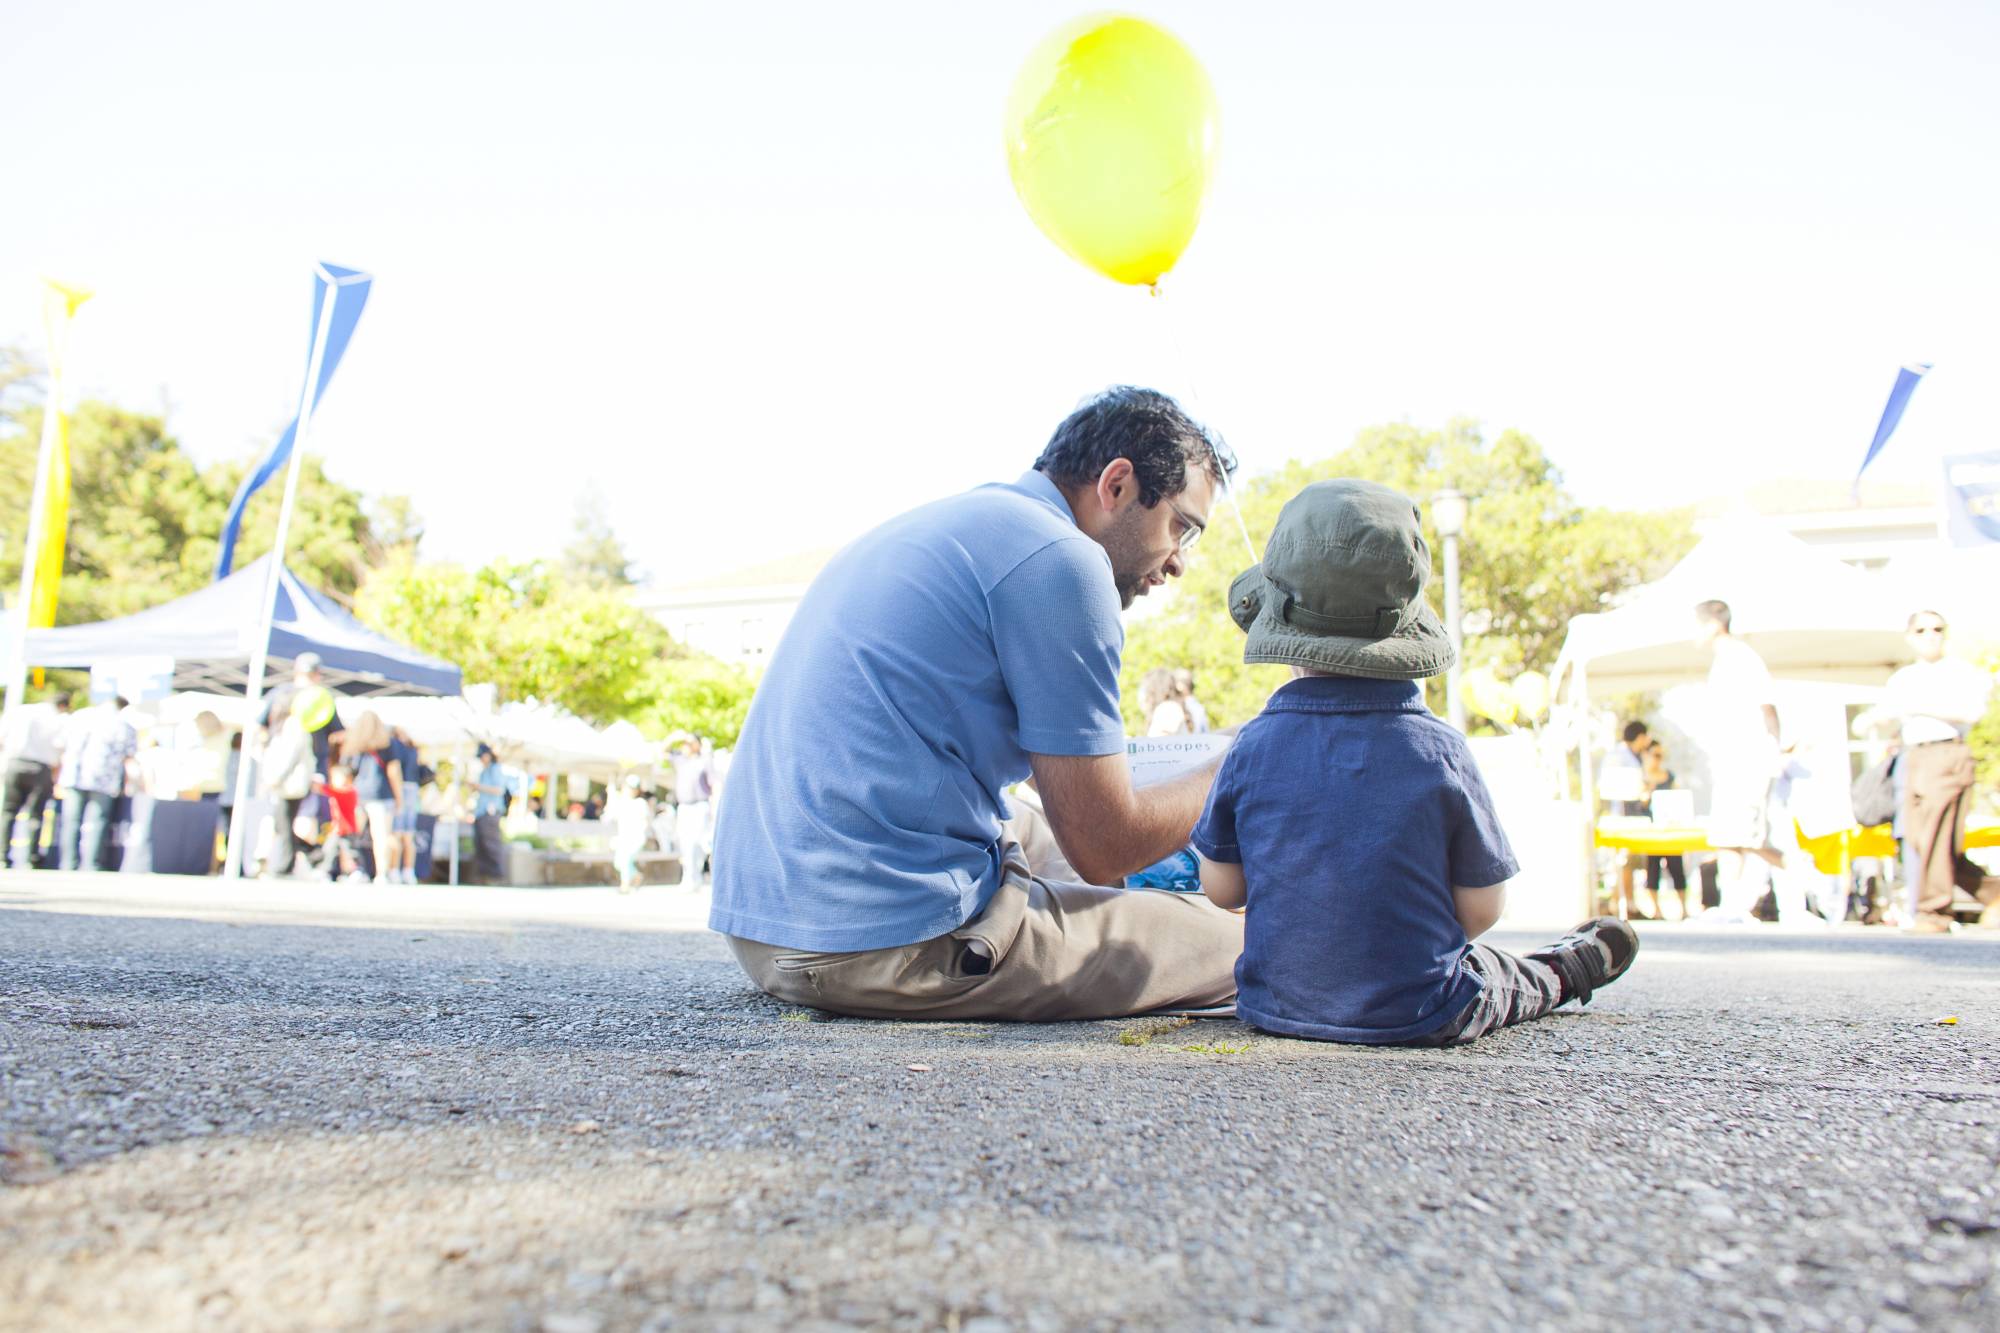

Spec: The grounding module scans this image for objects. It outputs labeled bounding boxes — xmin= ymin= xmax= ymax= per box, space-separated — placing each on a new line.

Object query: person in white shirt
xmin=1694 ymin=600 xmax=1791 ymax=922
xmin=608 ymin=774 xmax=653 ymax=895
xmin=1853 ymin=611 xmax=1998 ymax=932
xmin=0 ymin=691 xmax=74 ymax=869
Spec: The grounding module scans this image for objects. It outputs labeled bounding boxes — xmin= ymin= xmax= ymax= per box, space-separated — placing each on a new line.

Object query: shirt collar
xmin=1262 ymin=676 xmax=1430 ymax=716
xmin=1014 ymin=470 xmax=1079 ymax=530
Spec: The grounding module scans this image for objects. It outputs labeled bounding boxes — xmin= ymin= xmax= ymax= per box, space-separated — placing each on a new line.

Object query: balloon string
xmin=1149 ymin=282 xmax=1260 ymax=567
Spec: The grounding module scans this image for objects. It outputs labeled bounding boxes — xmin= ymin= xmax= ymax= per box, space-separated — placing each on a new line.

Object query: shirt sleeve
xmin=1448 ymin=746 xmax=1519 ymax=888
xmin=1190 ymin=746 xmax=1243 ymax=864
xmin=987 ymin=538 xmax=1128 ymax=757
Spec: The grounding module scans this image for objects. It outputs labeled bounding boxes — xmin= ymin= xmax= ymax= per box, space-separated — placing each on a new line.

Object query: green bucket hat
xmin=1226 ymin=479 xmax=1455 ymax=681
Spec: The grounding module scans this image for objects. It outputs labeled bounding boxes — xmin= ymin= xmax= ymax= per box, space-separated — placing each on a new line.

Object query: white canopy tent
xmin=1548 ymin=517 xmax=1914 ymax=909
xmin=1552 ymin=518 xmax=1911 ymax=701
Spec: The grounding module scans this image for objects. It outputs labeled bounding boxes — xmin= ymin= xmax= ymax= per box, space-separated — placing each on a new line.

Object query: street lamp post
xmin=1431 ymin=488 xmax=1470 ymax=732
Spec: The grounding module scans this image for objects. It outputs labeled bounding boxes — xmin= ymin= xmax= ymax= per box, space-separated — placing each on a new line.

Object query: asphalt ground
xmin=3 ymin=870 xmax=1998 ymax=1332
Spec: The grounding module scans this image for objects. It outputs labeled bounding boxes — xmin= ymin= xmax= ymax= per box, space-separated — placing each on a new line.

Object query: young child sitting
xmin=1190 ymin=479 xmax=1638 ymax=1045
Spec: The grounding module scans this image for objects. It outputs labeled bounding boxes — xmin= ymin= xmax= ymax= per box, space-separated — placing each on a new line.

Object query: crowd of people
xmin=1600 ymin=600 xmax=1998 ymax=932
xmin=0 ymin=649 xmax=730 ymax=891
xmin=468 ymin=730 xmax=724 ymax=892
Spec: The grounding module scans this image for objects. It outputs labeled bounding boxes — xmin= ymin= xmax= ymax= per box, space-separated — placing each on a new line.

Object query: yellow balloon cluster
xmin=1004 ymin=14 xmax=1219 ymax=287
xmin=1462 ymin=668 xmax=1552 ymax=729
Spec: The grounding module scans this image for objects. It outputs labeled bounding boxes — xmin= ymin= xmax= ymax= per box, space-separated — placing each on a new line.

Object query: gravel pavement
xmin=4 ymin=869 xmax=1998 ymax=1332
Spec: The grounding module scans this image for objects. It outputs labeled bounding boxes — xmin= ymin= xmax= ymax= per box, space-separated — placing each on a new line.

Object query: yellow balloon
xmin=1462 ymin=667 xmax=1518 ymax=729
xmin=1004 ymin=14 xmax=1219 ymax=287
xmin=1512 ymin=670 xmax=1551 ymax=722
xmin=292 ymin=685 xmax=336 ymax=733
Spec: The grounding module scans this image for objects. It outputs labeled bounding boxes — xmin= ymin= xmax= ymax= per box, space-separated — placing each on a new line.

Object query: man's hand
xmin=1028 ymin=750 xmax=1220 ymax=886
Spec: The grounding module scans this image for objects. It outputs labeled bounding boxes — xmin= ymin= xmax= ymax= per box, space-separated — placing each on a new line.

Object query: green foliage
xmin=562 ymin=486 xmax=636 ymax=587
xmin=356 ymin=556 xmax=757 ymax=740
xmin=0 ymin=399 xmax=414 ymax=624
xmin=1123 ymin=418 xmax=1695 ymax=730
xmin=637 ymin=655 xmax=756 ymax=748
xmin=356 ymin=557 xmax=679 ymax=724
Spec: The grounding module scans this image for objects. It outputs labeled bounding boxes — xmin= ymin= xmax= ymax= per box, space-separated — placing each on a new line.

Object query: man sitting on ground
xmin=711 ymin=387 xmax=1244 ymax=1020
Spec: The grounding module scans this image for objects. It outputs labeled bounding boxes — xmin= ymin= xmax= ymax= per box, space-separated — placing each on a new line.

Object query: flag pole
xmin=222 ymin=267 xmax=342 ymax=879
xmin=4 ymin=285 xmax=85 ymax=717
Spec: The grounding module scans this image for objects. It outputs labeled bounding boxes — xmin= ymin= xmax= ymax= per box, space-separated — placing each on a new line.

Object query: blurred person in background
xmin=470 ymin=744 xmax=510 ymax=883
xmin=388 ymin=725 xmax=423 ymax=885
xmin=1140 ymin=667 xmax=1190 ymax=736
xmin=190 ymin=711 xmax=231 ymax=803
xmin=1601 ymin=719 xmax=1654 ymax=919
xmin=1173 ymin=667 xmax=1211 ymax=733
xmin=672 ymin=737 xmax=715 ymax=890
xmin=340 ymin=712 xmax=404 ymax=887
xmin=608 ymin=774 xmax=653 ymax=895
xmin=0 ymin=690 xmax=73 ymax=870
xmin=1853 ymin=611 xmax=1999 ymax=933
xmin=1641 ymin=739 xmax=1691 ymax=920
xmin=1693 ymin=600 xmax=1792 ymax=923
xmin=60 ymin=694 xmax=137 ymax=872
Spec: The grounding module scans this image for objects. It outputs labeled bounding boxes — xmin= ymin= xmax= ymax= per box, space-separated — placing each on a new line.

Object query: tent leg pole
xmin=449 ymin=750 xmax=462 ymax=887
xmin=1576 ymin=663 xmax=1598 ymax=921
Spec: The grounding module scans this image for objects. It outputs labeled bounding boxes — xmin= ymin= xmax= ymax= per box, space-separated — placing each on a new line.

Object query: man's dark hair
xmin=1033 ymin=386 xmax=1236 ymax=507
xmin=1694 ymin=599 xmax=1732 ymax=632
xmin=1622 ymin=720 xmax=1649 ymax=744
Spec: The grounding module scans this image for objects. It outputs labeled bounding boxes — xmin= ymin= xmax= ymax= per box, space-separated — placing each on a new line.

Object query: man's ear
xmin=1093 ymin=458 xmax=1136 ymax=514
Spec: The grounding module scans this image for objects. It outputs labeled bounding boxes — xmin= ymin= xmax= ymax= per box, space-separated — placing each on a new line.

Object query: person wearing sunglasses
xmin=1853 ymin=612 xmax=1998 ymax=932
xmin=711 ymin=386 xmax=1245 ymax=1021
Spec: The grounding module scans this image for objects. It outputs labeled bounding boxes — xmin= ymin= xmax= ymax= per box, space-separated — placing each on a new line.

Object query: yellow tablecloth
xmin=1597 ymin=821 xmax=2000 ymax=875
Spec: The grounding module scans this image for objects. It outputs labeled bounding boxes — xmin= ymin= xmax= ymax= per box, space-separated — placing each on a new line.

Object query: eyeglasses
xmin=1166 ymin=497 xmax=1206 ymax=553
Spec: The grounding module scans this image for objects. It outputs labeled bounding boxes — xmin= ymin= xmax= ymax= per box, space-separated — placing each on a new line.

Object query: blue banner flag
xmin=1852 ymin=361 xmax=1932 ymax=492
xmin=1942 ymin=451 xmax=2000 ymax=548
xmin=214 ymin=263 xmax=373 ymax=579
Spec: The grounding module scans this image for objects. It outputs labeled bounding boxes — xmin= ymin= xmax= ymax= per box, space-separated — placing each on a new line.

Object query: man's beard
xmin=1101 ymin=508 xmax=1157 ymax=610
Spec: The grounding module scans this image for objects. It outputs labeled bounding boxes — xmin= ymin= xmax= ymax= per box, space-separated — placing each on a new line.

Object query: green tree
xmin=562 ymin=487 xmax=636 ymax=588
xmin=1123 ymin=418 xmax=1695 ymax=730
xmin=0 ymin=397 xmax=416 ymax=623
xmin=637 ymin=657 xmax=757 ymax=748
xmin=356 ymin=557 xmax=681 ymax=724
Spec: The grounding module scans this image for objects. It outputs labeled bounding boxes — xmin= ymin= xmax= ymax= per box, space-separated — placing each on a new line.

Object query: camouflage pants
xmin=1405 ymin=943 xmax=1566 ymax=1046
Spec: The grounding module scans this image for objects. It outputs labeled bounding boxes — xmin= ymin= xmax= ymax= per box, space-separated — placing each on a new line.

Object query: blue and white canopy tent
xmin=15 ymin=556 xmax=461 ymax=698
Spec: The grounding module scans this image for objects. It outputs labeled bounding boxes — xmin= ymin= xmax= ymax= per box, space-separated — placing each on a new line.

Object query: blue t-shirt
xmin=473 ymin=761 xmax=511 ymax=817
xmin=354 ymin=749 xmax=394 ymax=802
xmin=390 ymin=736 xmax=421 ymax=783
xmin=1191 ymin=676 xmax=1519 ymax=1044
xmin=710 ymin=471 xmax=1128 ymax=952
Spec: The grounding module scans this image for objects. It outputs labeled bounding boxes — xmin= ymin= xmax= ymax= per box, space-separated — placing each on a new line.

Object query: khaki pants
xmin=727 ymin=850 xmax=1243 ymax=1021
xmin=1902 ymin=740 xmax=1999 ymax=922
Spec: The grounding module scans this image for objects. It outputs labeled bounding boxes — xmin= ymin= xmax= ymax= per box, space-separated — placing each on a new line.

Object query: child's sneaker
xmin=1527 ymin=916 xmax=1639 ymax=1006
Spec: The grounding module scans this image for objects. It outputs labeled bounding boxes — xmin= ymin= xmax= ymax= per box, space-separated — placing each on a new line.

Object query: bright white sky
xmin=6 ymin=0 xmax=1996 ymax=584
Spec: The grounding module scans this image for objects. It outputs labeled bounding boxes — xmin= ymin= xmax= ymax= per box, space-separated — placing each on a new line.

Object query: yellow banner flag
xmin=30 ymin=280 xmax=92 ymax=630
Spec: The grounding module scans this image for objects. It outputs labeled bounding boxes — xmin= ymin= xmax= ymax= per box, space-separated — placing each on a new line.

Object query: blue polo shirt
xmin=1191 ymin=676 xmax=1519 ymax=1044
xmin=710 ymin=471 xmax=1128 ymax=952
